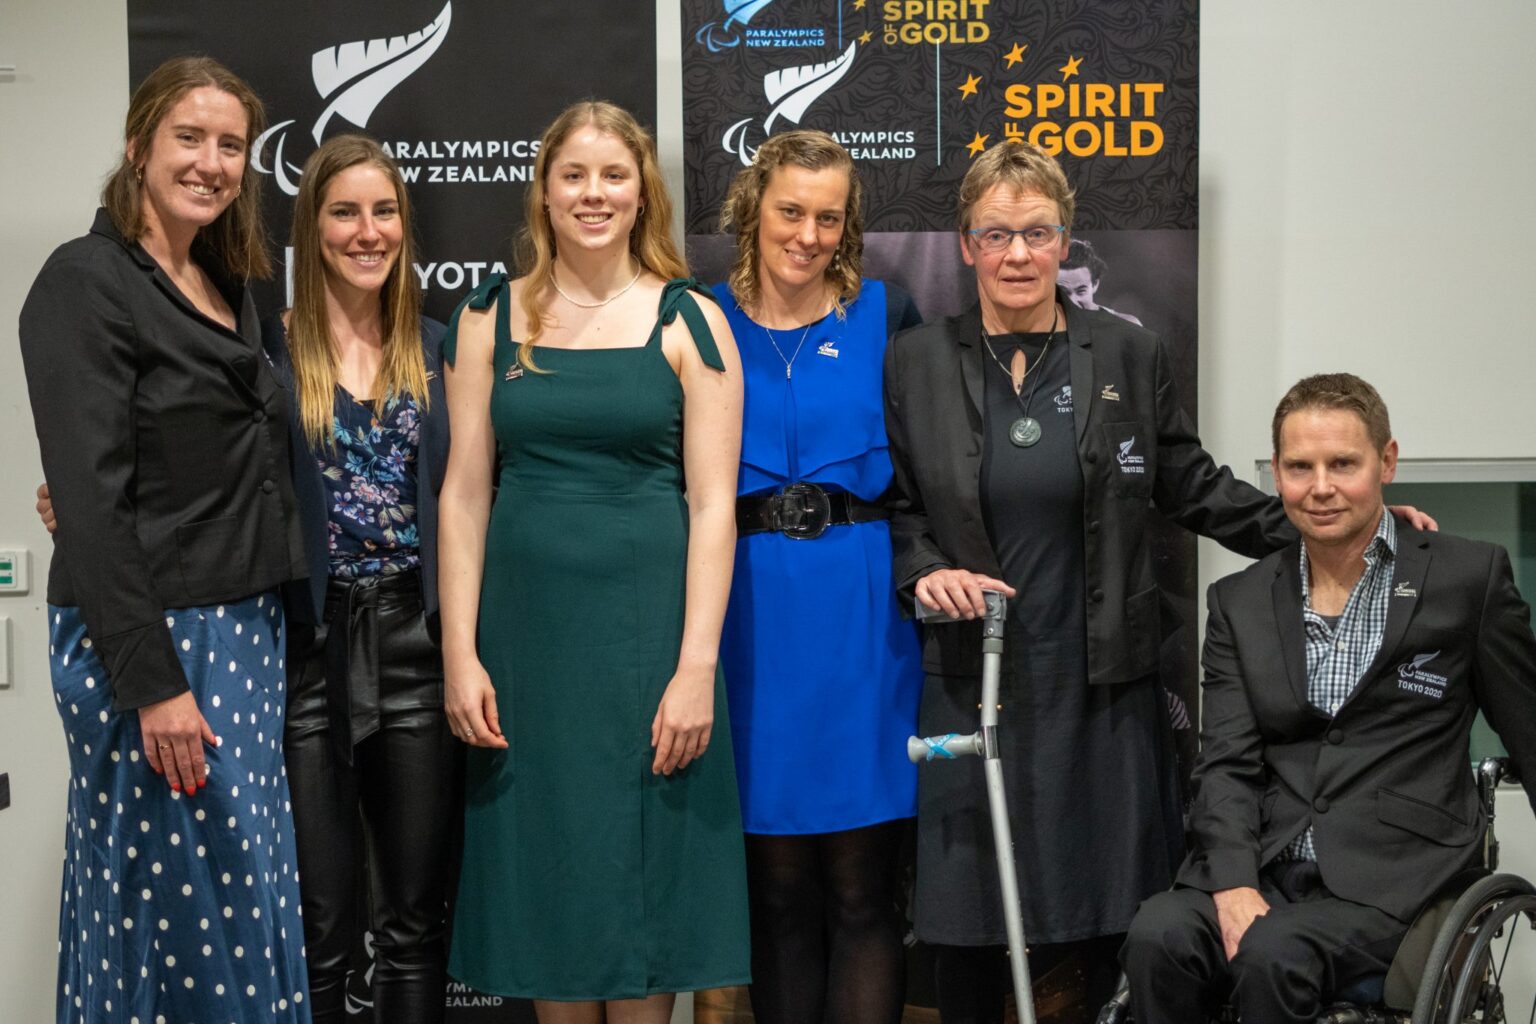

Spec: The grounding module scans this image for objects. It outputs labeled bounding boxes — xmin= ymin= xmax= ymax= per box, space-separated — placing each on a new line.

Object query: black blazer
xmin=260 ymin=315 xmax=450 ymax=635
xmin=19 ymin=209 xmax=306 ymax=711
xmin=1178 ymin=525 xmax=1536 ymax=921
xmin=883 ymin=290 xmax=1295 ymax=683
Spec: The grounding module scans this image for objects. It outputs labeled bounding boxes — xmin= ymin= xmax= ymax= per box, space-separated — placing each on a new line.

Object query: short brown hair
xmin=1272 ymin=373 xmax=1393 ymax=455
xmin=957 ymin=140 xmax=1075 ymax=234
xmin=102 ymin=55 xmax=272 ymax=280
xmin=719 ymin=129 xmax=864 ymax=316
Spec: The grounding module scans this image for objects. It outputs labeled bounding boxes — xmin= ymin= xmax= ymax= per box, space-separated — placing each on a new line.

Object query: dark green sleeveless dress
xmin=443 ymin=277 xmax=751 ymax=1000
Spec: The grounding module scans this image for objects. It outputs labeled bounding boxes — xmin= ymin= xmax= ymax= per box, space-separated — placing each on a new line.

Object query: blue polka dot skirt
xmin=50 ymin=594 xmax=310 ymax=1023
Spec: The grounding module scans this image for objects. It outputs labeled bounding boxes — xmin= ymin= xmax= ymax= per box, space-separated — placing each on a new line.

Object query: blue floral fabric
xmin=318 ymin=388 xmax=421 ymax=578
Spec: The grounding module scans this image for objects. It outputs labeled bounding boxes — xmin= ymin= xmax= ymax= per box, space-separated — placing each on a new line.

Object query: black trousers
xmin=1120 ymin=861 xmax=1408 ymax=1024
xmin=285 ymin=571 xmax=460 ymax=1024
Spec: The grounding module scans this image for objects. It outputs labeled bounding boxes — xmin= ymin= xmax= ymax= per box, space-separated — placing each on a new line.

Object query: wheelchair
xmin=1097 ymin=757 xmax=1536 ymax=1024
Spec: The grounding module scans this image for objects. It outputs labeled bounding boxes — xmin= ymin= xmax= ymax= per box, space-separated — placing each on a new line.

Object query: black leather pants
xmin=284 ymin=570 xmax=460 ymax=1024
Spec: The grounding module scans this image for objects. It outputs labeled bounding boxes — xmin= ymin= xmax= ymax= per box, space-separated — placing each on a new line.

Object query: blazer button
xmin=1328 ymin=729 xmax=1344 ymax=745
xmin=1091 ymin=588 xmax=1104 ymax=602
xmin=1313 ymin=796 xmax=1330 ymax=814
xmin=1086 ymin=451 xmax=1099 ymax=464
xmin=1087 ymin=520 xmax=1100 ymax=534
xmin=252 ymin=409 xmax=265 ymax=423
xmin=261 ymin=479 xmax=276 ymax=495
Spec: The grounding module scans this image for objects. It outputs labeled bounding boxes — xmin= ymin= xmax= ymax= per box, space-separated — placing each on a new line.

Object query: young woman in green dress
xmin=436 ymin=101 xmax=751 ymax=1022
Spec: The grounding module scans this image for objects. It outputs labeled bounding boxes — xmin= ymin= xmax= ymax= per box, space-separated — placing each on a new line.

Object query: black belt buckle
xmin=774 ymin=482 xmax=832 ymax=540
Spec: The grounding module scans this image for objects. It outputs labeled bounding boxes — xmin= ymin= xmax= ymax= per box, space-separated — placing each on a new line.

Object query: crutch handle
xmin=908 ymin=733 xmax=983 ymax=763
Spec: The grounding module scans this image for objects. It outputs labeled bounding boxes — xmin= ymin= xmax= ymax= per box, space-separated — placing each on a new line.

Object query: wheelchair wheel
xmin=1411 ymin=872 xmax=1536 ymax=1023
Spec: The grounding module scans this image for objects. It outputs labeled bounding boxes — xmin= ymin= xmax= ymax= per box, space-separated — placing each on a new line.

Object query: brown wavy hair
xmin=719 ymin=129 xmax=863 ymax=318
xmin=101 ymin=55 xmax=272 ymax=280
xmin=513 ymin=101 xmax=686 ymax=371
xmin=286 ymin=134 xmax=428 ymax=448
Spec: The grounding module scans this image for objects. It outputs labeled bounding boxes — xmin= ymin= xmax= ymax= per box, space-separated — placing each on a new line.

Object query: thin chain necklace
xmin=980 ymin=306 xmax=1058 ymax=448
xmin=760 ymin=322 xmax=814 ymax=379
xmin=551 ymin=261 xmax=643 ymax=308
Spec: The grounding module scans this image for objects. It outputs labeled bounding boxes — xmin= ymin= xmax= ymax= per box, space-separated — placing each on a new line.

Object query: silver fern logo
xmin=251 ymin=2 xmax=453 ymax=196
xmin=722 ymin=42 xmax=857 ymax=165
xmin=695 ymin=0 xmax=779 ymax=52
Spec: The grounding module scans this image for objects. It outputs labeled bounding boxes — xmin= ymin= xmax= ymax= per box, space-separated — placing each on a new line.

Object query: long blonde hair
xmin=720 ymin=129 xmax=863 ymax=317
xmin=287 ymin=134 xmax=428 ymax=448
xmin=514 ymin=101 xmax=686 ymax=371
xmin=102 ymin=55 xmax=272 ymax=280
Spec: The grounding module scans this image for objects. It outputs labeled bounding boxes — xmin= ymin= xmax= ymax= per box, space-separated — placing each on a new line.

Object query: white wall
xmin=2 ymin=2 xmax=1533 ymax=1019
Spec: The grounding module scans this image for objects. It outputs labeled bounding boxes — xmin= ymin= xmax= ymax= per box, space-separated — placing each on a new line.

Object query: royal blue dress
xmin=715 ymin=279 xmax=925 ymax=835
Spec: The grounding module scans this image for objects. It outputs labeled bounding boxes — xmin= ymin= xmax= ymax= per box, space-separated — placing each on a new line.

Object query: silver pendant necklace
xmin=760 ymin=322 xmax=814 ymax=379
xmin=981 ymin=307 xmax=1058 ymax=448
xmin=551 ymin=261 xmax=643 ymax=308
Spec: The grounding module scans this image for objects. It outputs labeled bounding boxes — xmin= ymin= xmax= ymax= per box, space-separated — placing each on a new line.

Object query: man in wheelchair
xmin=1119 ymin=373 xmax=1536 ymax=1024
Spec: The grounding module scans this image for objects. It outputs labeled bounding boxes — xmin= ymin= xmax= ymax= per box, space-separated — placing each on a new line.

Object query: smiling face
xmin=317 ymin=162 xmax=403 ymax=299
xmin=134 ymin=85 xmax=249 ymax=241
xmin=754 ymin=163 xmax=849 ymax=298
xmin=544 ymin=124 xmax=643 ymax=257
xmin=1273 ymin=407 xmax=1398 ymax=551
xmin=960 ymin=185 xmax=1070 ymax=332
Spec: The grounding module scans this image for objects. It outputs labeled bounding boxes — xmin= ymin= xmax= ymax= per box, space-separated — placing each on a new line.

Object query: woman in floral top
xmin=262 ymin=134 xmax=456 ymax=1024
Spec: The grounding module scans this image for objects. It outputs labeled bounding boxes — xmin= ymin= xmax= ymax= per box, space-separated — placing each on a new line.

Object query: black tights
xmin=933 ymin=935 xmax=1125 ymax=1024
xmin=744 ymin=819 xmax=910 ymax=1024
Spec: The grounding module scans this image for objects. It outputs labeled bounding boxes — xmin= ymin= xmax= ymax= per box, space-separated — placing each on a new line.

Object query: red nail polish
xmin=170 ymin=782 xmax=181 ymax=791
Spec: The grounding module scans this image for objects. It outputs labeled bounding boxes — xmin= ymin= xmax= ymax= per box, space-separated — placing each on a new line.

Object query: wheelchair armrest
xmin=1094 ymin=973 xmax=1132 ymax=1024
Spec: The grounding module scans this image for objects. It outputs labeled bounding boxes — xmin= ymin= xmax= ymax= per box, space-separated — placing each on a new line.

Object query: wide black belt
xmin=736 ymin=482 xmax=888 ymax=540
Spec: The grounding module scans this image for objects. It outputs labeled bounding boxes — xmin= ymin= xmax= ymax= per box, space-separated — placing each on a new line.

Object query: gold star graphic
xmin=859 ymin=29 xmax=872 ymax=45
xmin=1003 ymin=42 xmax=1028 ymax=68
xmin=966 ymin=132 xmax=990 ymax=158
xmin=1060 ymin=54 xmax=1083 ymax=80
xmin=853 ymin=0 xmax=867 ymax=8
xmin=958 ymin=73 xmax=982 ymax=100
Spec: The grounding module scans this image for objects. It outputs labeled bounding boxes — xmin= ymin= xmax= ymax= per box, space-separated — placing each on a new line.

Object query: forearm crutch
xmin=907 ymin=589 xmax=1035 ymax=1024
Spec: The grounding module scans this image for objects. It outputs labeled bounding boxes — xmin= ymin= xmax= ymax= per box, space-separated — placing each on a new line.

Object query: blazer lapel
xmin=954 ymin=304 xmax=985 ymax=428
xmin=1061 ymin=291 xmax=1094 ymax=446
xmin=1271 ymin=549 xmax=1312 ymax=712
xmin=1353 ymin=527 xmax=1430 ymax=697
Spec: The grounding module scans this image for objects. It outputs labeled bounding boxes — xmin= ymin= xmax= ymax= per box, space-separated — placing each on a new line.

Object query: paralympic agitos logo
xmin=251 ymin=2 xmax=452 ymax=196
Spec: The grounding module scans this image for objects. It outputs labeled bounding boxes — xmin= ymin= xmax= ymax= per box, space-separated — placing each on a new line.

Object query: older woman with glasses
xmin=882 ymin=141 xmax=1433 ymax=1022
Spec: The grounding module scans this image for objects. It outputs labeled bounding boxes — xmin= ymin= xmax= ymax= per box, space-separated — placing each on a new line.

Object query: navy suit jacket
xmin=260 ymin=315 xmax=450 ymax=636
xmin=1178 ymin=523 xmax=1536 ymax=920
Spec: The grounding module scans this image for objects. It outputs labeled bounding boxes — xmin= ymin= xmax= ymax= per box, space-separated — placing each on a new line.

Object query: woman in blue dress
xmin=714 ymin=129 xmax=924 ymax=1024
xmin=19 ymin=57 xmax=310 ymax=1023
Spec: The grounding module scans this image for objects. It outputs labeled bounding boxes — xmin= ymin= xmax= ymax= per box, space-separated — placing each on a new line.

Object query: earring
xmin=134 ymin=166 xmax=143 ymax=184
xmin=234 ymin=185 xmax=242 ymax=199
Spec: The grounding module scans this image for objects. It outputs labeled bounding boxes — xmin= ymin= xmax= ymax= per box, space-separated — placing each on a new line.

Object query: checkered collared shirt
xmin=1285 ymin=508 xmax=1397 ymax=861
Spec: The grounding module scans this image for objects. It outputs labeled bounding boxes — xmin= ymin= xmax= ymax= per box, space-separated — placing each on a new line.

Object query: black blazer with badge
xmin=883 ymin=290 xmax=1295 ymax=684
xmin=19 ymin=210 xmax=307 ymax=712
xmin=1178 ymin=525 xmax=1536 ymax=921
xmin=260 ymin=315 xmax=451 ymax=635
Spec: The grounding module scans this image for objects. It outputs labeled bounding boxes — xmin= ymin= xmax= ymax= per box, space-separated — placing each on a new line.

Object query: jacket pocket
xmin=1099 ymin=420 xmax=1153 ymax=497
xmin=177 ymin=515 xmax=243 ymax=600
xmin=1376 ymin=787 xmax=1478 ymax=847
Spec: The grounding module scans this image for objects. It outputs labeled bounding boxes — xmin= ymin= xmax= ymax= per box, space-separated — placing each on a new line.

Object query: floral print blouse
xmin=318 ymin=387 xmax=421 ymax=578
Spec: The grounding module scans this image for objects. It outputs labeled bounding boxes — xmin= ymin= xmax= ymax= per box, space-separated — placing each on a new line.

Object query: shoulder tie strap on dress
xmin=652 ymin=277 xmax=726 ymax=372
xmin=442 ymin=272 xmax=511 ymax=366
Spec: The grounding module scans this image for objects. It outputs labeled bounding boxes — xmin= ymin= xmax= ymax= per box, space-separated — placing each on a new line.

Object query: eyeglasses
xmin=967 ymin=225 xmax=1066 ymax=253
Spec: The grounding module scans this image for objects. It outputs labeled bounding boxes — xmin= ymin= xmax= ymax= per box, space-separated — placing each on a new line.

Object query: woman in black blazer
xmin=37 ymin=130 xmax=456 ymax=1024
xmin=19 ymin=56 xmax=310 ymax=1023
xmin=264 ymin=134 xmax=456 ymax=1024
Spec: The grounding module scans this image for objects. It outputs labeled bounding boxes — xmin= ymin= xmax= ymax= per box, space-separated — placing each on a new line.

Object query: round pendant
xmin=1009 ymin=416 xmax=1042 ymax=447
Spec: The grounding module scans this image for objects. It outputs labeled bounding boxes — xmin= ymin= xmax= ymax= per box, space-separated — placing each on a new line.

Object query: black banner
xmin=128 ymin=4 xmax=653 ymax=1019
xmin=129 ymin=0 xmax=656 ymax=325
